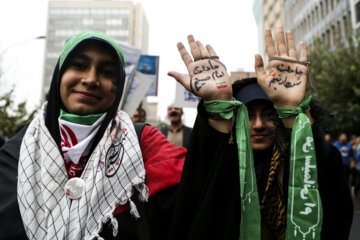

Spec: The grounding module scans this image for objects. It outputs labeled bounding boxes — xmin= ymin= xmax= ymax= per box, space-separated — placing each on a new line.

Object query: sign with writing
xmin=175 ymin=79 xmax=201 ymax=108
xmin=136 ymin=55 xmax=159 ymax=96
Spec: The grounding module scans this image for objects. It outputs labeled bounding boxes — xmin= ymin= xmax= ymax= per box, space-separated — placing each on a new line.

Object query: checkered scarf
xmin=17 ymin=103 xmax=148 ymax=240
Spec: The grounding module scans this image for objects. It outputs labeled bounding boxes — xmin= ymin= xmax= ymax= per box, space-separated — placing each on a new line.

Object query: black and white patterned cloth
xmin=18 ymin=103 xmax=148 ymax=240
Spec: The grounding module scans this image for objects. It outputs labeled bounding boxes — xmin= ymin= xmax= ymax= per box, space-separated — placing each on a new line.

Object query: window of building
xmin=83 ymin=19 xmax=93 ymax=26
xmin=332 ymin=25 xmax=337 ymax=45
xmin=325 ymin=0 xmax=329 ymax=14
xmin=356 ymin=2 xmax=360 ymax=23
xmin=337 ymin=19 xmax=342 ymax=39
xmin=106 ymin=19 xmax=123 ymax=26
xmin=320 ymin=2 xmax=323 ymax=18
xmin=326 ymin=29 xmax=331 ymax=45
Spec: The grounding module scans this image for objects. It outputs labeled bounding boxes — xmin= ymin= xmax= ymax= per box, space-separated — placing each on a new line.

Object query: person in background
xmin=333 ymin=132 xmax=356 ymax=185
xmin=324 ymin=133 xmax=332 ymax=143
xmin=161 ymin=103 xmax=193 ymax=149
xmin=131 ymin=107 xmax=146 ymax=123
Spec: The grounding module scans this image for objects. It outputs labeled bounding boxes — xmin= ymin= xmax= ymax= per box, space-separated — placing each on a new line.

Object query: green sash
xmin=204 ymin=99 xmax=261 ymax=240
xmin=205 ymin=96 xmax=322 ymax=240
xmin=275 ymin=96 xmax=323 ymax=240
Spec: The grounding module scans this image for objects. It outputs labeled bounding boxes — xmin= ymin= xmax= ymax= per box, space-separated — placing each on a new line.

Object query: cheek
xmin=266 ymin=121 xmax=277 ymax=133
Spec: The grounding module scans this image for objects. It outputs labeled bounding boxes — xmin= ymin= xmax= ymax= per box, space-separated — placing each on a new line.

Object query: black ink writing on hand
xmin=269 ymin=75 xmax=302 ymax=90
xmin=193 ymin=60 xmax=220 ymax=75
xmin=277 ymin=64 xmax=294 ymax=73
xmin=211 ymin=70 xmax=224 ymax=81
xmin=194 ymin=76 xmax=211 ymax=91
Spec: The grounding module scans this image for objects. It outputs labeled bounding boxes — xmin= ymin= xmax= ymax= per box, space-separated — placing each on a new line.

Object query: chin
xmin=69 ymin=107 xmax=98 ymax=116
xmin=251 ymin=143 xmax=272 ymax=151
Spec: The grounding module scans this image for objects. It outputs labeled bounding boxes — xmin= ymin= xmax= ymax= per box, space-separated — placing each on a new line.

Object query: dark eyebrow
xmin=71 ymin=53 xmax=117 ymax=68
xmin=70 ymin=53 xmax=91 ymax=62
xmin=100 ymin=60 xmax=117 ymax=68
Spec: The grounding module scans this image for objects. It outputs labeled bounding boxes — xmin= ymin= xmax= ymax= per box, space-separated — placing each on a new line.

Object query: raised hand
xmin=168 ymin=35 xmax=232 ymax=101
xmin=255 ymin=26 xmax=309 ymax=108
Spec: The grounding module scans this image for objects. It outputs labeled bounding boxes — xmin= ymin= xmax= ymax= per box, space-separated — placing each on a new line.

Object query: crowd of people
xmin=0 ymin=25 xmax=355 ymax=240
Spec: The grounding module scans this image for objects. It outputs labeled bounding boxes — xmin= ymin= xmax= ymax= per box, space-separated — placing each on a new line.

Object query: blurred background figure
xmin=131 ymin=107 xmax=147 ymax=123
xmin=161 ymin=103 xmax=192 ymax=149
xmin=333 ymin=132 xmax=357 ymax=186
xmin=324 ymin=133 xmax=332 ymax=143
xmin=353 ymin=136 xmax=360 ymax=198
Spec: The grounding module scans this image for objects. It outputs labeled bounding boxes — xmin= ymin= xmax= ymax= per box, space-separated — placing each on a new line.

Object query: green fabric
xmin=274 ymin=96 xmax=311 ymax=118
xmin=204 ymin=99 xmax=261 ymax=240
xmin=59 ymin=30 xmax=125 ymax=71
xmin=59 ymin=109 xmax=104 ymax=125
xmin=276 ymin=97 xmax=323 ymax=240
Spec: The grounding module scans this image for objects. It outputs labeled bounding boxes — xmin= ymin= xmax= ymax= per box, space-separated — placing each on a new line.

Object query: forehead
xmin=69 ymin=40 xmax=118 ymax=62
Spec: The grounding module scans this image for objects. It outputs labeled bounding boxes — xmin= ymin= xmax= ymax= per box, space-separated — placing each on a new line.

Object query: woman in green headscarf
xmin=16 ymin=31 xmax=187 ymax=240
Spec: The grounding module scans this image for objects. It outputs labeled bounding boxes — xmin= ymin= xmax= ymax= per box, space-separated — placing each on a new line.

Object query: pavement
xmin=349 ymin=188 xmax=360 ymax=240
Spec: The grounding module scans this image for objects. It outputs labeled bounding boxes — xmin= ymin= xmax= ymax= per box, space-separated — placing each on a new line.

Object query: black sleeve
xmin=0 ymin=125 xmax=28 ymax=240
xmin=312 ymin=125 xmax=353 ymax=239
xmin=99 ymin=185 xmax=178 ymax=240
xmin=168 ymin=101 xmax=240 ymax=240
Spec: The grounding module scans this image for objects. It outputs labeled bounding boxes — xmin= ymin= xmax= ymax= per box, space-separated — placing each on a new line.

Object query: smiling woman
xmin=8 ymin=31 xmax=187 ymax=240
xmin=60 ymin=40 xmax=119 ymax=115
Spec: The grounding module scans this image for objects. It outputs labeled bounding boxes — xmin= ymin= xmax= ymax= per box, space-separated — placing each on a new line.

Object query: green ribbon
xmin=276 ymin=96 xmax=323 ymax=240
xmin=204 ymin=99 xmax=261 ymax=240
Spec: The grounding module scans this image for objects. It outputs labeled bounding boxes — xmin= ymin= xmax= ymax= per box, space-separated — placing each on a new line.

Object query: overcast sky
xmin=0 ymin=0 xmax=259 ymax=126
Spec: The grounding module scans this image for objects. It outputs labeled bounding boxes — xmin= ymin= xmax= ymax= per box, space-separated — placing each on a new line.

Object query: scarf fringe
xmin=136 ymin=182 xmax=149 ymax=202
xmin=130 ymin=200 xmax=140 ymax=218
xmin=91 ymin=183 xmax=149 ymax=238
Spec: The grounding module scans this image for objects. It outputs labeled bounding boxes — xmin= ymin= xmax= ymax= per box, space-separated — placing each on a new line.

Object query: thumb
xmin=168 ymin=71 xmax=190 ymax=90
xmin=254 ymin=54 xmax=267 ymax=84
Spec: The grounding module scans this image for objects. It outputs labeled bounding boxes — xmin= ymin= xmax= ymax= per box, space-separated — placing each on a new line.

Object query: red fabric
xmin=113 ymin=125 xmax=186 ymax=215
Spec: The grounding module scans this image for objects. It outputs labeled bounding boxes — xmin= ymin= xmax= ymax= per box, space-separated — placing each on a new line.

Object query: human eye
xmin=101 ymin=67 xmax=117 ymax=78
xmin=69 ymin=60 xmax=88 ymax=71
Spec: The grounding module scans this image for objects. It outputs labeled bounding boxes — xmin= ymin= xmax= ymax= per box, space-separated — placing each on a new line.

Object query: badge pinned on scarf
xmin=64 ymin=177 xmax=86 ymax=199
xmin=105 ymin=130 xmax=127 ymax=177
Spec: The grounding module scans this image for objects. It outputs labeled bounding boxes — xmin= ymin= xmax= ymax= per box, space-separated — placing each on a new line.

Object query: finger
xmin=206 ymin=44 xmax=218 ymax=57
xmin=276 ymin=26 xmax=287 ymax=56
xmin=286 ymin=31 xmax=297 ymax=59
xmin=188 ymin=35 xmax=201 ymax=61
xmin=177 ymin=42 xmax=193 ymax=67
xmin=299 ymin=42 xmax=307 ymax=62
xmin=254 ymin=54 xmax=267 ymax=85
xmin=168 ymin=71 xmax=190 ymax=90
xmin=196 ymin=41 xmax=209 ymax=58
xmin=265 ymin=28 xmax=277 ymax=57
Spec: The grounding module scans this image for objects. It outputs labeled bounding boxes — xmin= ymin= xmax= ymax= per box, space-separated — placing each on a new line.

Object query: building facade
xmin=253 ymin=0 xmax=264 ymax=58
xmin=284 ymin=0 xmax=352 ymax=48
xmin=253 ymin=0 xmax=285 ymax=59
xmin=42 ymin=0 xmax=149 ymax=99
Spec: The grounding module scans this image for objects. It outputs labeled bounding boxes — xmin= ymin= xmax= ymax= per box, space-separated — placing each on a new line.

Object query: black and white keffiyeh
xmin=18 ymin=103 xmax=148 ymax=240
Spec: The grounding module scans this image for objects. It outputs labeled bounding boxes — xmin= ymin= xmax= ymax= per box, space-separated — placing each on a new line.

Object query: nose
xmin=82 ymin=66 xmax=98 ymax=86
xmin=252 ymin=113 xmax=265 ymax=130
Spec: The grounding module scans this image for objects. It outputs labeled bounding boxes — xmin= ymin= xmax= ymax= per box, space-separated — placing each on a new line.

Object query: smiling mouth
xmin=75 ymin=91 xmax=99 ymax=100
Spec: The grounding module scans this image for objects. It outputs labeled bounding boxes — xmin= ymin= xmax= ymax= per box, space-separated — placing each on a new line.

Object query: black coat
xmin=168 ymin=102 xmax=353 ymax=240
xmin=0 ymin=125 xmax=28 ymax=240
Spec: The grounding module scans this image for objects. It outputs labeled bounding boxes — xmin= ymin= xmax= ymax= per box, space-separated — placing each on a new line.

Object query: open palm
xmin=255 ymin=26 xmax=309 ymax=108
xmin=168 ymin=35 xmax=232 ymax=101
